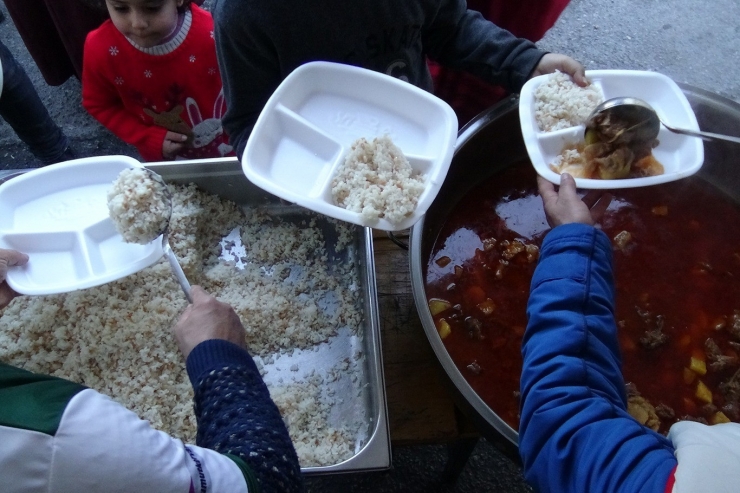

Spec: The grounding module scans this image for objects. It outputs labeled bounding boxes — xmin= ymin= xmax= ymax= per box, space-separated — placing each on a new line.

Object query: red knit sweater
xmin=82 ymin=5 xmax=233 ymax=161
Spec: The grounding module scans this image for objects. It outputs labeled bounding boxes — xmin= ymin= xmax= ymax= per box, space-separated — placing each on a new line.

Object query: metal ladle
xmin=142 ymin=168 xmax=193 ymax=303
xmin=585 ymin=97 xmax=740 ymax=145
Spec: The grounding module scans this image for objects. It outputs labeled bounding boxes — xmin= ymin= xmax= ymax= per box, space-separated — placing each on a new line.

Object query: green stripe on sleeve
xmin=224 ymin=453 xmax=262 ymax=493
xmin=0 ymin=363 xmax=85 ymax=436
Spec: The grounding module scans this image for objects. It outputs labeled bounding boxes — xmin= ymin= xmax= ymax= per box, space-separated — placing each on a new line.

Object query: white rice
xmin=0 ymin=184 xmax=365 ymax=468
xmin=269 ymin=371 xmax=357 ymax=465
xmin=534 ymin=71 xmax=604 ymax=132
xmin=331 ymin=136 xmax=425 ymax=225
xmin=108 ymin=168 xmax=170 ymax=244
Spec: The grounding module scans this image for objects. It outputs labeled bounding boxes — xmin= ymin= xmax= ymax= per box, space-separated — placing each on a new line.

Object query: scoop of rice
xmin=330 ymin=136 xmax=425 ymax=225
xmin=534 ymin=71 xmax=604 ymax=132
xmin=108 ymin=168 xmax=170 ymax=244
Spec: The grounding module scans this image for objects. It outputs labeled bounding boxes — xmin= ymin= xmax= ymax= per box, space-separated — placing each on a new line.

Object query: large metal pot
xmin=409 ymin=85 xmax=740 ymax=460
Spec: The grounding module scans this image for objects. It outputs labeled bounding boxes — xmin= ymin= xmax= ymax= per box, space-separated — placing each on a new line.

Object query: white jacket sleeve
xmin=49 ymin=389 xmax=248 ymax=493
xmin=668 ymin=421 xmax=740 ymax=493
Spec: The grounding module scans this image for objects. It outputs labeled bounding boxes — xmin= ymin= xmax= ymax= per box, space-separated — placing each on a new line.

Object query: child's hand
xmin=530 ymin=53 xmax=587 ymax=87
xmin=538 ymin=174 xmax=612 ymax=228
xmin=162 ymin=131 xmax=189 ymax=159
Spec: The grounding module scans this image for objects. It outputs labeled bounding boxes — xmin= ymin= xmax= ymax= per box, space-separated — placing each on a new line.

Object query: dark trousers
xmin=0 ymin=39 xmax=69 ymax=164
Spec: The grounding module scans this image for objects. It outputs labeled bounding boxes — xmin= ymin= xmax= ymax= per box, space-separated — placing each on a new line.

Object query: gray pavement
xmin=0 ymin=0 xmax=737 ymax=491
xmin=538 ymin=0 xmax=740 ymax=102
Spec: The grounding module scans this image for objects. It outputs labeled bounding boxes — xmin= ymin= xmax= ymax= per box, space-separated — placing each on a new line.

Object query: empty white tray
xmin=0 ymin=156 xmax=164 ymax=295
xmin=243 ymin=61 xmax=458 ymax=231
xmin=519 ymin=69 xmax=704 ymax=189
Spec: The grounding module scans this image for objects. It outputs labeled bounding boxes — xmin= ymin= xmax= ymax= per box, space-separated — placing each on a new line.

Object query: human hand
xmin=538 ymin=173 xmax=612 ymax=228
xmin=162 ymin=131 xmax=189 ymax=159
xmin=172 ymin=285 xmax=248 ymax=359
xmin=530 ymin=53 xmax=587 ymax=87
xmin=0 ymin=249 xmax=28 ymax=309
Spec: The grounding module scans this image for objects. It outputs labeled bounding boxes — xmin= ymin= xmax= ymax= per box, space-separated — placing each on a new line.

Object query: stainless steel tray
xmin=0 ymin=157 xmax=391 ymax=474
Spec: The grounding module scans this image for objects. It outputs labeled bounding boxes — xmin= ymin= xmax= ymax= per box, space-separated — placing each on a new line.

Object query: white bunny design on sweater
xmin=185 ymin=89 xmax=233 ymax=157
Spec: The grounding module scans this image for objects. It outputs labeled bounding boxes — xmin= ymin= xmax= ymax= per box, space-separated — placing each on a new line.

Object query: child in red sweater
xmin=81 ymin=0 xmax=234 ymax=161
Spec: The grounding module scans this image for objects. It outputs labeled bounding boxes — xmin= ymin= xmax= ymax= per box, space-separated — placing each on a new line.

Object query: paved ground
xmin=1 ymin=0 xmax=738 ymax=491
xmin=538 ymin=0 xmax=740 ymax=102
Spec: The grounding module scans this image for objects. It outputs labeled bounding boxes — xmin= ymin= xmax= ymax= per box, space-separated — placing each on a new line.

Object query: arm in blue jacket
xmin=519 ymin=222 xmax=676 ymax=492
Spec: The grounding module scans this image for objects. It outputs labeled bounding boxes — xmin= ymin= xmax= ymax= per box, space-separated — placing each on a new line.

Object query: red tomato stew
xmin=424 ymin=164 xmax=740 ymax=434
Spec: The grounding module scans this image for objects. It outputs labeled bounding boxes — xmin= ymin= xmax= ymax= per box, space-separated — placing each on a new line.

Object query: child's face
xmin=105 ymin=0 xmax=185 ymax=48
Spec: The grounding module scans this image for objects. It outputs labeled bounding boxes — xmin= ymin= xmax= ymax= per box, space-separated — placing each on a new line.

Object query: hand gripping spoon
xmin=142 ymin=169 xmax=193 ymax=303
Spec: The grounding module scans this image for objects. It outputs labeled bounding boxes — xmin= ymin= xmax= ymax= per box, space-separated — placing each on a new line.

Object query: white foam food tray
xmin=243 ymin=61 xmax=458 ymax=231
xmin=0 ymin=156 xmax=164 ymax=295
xmin=519 ymin=69 xmax=704 ymax=189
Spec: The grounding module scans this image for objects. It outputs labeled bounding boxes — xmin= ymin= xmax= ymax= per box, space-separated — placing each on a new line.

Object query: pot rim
xmin=409 ymin=96 xmax=522 ymax=448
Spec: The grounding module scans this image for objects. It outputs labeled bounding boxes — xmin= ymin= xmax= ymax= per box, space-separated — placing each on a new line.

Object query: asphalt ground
xmin=0 ymin=0 xmax=738 ymax=491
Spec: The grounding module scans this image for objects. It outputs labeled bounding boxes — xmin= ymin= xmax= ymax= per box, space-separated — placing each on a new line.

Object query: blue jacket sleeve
xmin=519 ymin=223 xmax=676 ymax=493
xmin=187 ymin=339 xmax=304 ymax=493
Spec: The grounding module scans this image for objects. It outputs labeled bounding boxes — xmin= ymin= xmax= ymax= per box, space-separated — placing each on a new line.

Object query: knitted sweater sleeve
xmin=422 ymin=0 xmax=546 ymax=92
xmin=186 ymin=339 xmax=304 ymax=493
xmin=519 ymin=223 xmax=677 ymax=493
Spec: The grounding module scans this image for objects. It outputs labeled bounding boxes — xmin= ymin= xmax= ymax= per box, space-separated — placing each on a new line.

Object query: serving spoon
xmin=585 ymin=97 xmax=740 ymax=145
xmin=142 ymin=169 xmax=193 ymax=303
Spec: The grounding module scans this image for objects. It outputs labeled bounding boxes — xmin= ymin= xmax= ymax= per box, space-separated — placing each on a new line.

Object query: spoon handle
xmin=663 ymin=123 xmax=740 ymax=144
xmin=163 ymin=236 xmax=193 ymax=303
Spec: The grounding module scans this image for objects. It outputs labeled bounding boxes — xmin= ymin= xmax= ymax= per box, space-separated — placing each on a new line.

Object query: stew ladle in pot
xmin=142 ymin=169 xmax=193 ymax=303
xmin=585 ymin=97 xmax=740 ymax=145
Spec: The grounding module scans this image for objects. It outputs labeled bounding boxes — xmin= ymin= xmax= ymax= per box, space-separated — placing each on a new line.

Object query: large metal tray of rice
xmin=0 ymin=158 xmax=390 ymax=473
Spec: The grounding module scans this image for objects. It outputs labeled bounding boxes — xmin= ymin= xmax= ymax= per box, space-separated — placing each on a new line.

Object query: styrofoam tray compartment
xmin=519 ymin=70 xmax=704 ymax=189
xmin=243 ymin=61 xmax=458 ymax=231
xmin=0 ymin=156 xmax=164 ymax=295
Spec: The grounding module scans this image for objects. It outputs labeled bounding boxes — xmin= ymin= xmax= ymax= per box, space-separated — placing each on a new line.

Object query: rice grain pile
xmin=331 ymin=135 xmax=425 ymax=225
xmin=108 ymin=167 xmax=170 ymax=244
xmin=534 ymin=71 xmax=604 ymax=132
xmin=0 ymin=184 xmax=366 ymax=468
xmin=268 ymin=369 xmax=358 ymax=465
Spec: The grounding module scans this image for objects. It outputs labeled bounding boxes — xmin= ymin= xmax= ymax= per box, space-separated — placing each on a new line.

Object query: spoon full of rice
xmin=107 ymin=167 xmax=192 ymax=303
